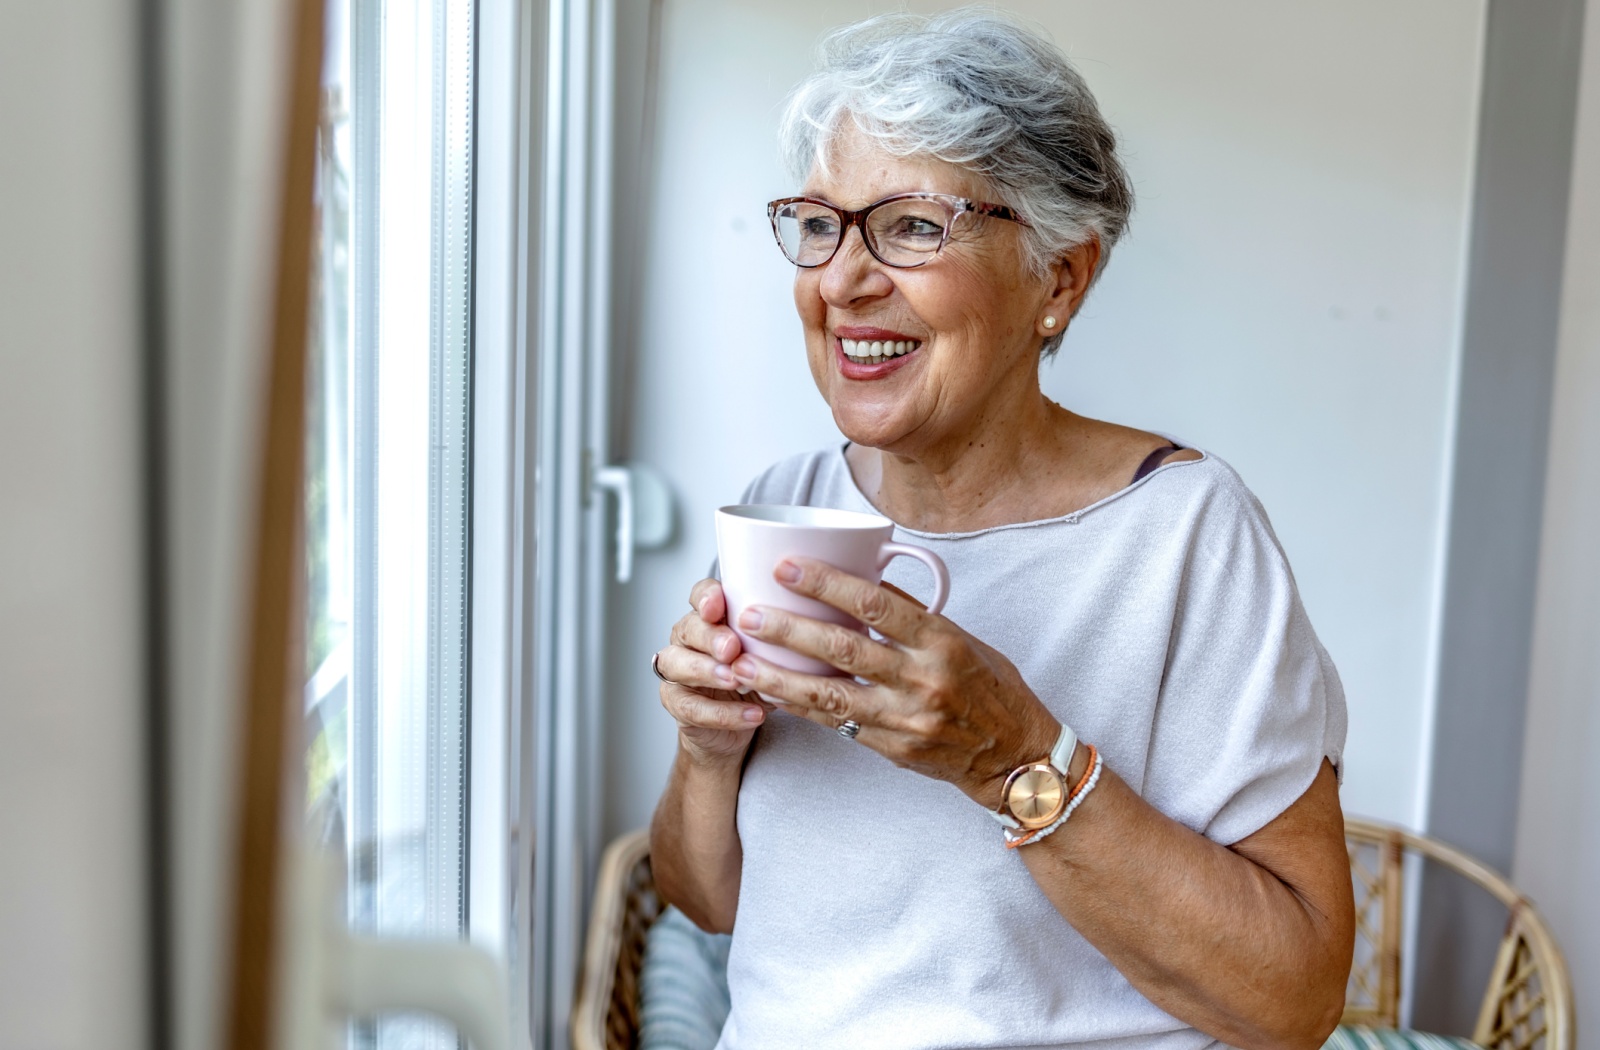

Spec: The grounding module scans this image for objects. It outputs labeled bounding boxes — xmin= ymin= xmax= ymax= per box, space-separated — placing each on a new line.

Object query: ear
xmin=1039 ymin=236 xmax=1103 ymax=331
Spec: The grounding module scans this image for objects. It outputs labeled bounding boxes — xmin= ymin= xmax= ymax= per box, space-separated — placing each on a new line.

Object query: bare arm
xmin=650 ymin=745 xmax=745 ymax=933
xmin=726 ymin=556 xmax=1354 ymax=1050
xmin=1019 ymin=756 xmax=1351 ymax=1049
xmin=648 ymin=579 xmax=767 ymax=934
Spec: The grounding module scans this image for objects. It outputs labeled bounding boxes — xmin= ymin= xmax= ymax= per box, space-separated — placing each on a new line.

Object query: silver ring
xmin=651 ymin=651 xmax=672 ymax=684
xmin=837 ymin=719 xmax=861 ymax=740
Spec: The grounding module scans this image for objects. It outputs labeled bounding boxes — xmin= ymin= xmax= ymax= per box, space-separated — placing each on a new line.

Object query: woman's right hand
xmin=656 ymin=578 xmax=770 ymax=764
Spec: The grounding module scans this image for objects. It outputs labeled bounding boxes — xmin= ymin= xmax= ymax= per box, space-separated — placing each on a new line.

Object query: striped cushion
xmin=1325 ymin=1026 xmax=1486 ymax=1050
xmin=638 ymin=907 xmax=732 ymax=1050
xmin=637 ymin=919 xmax=1486 ymax=1050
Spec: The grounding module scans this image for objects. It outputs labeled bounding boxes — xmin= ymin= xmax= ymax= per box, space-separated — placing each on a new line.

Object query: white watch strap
xmin=990 ymin=721 xmax=1077 ymax=827
xmin=1050 ymin=722 xmax=1078 ymax=776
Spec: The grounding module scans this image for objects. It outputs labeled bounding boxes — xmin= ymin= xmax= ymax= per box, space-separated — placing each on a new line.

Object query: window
xmin=304 ymin=0 xmax=477 ymax=1046
xmin=299 ymin=0 xmax=624 ymax=1042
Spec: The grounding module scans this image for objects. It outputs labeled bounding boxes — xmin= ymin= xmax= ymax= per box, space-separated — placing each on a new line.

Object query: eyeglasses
xmin=766 ymin=192 xmax=1029 ymax=269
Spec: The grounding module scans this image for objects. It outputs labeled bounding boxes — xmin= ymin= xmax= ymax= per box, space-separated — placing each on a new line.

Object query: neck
xmin=857 ymin=382 xmax=1079 ymax=533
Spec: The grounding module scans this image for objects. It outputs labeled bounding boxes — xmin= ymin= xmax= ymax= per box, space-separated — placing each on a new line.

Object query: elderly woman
xmin=649 ymin=10 xmax=1353 ymax=1050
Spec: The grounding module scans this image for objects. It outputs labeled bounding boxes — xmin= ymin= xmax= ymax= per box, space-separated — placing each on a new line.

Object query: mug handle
xmin=877 ymin=542 xmax=950 ymax=617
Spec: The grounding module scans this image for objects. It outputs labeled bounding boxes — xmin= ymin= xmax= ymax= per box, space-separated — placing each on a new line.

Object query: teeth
xmin=840 ymin=337 xmax=922 ymax=363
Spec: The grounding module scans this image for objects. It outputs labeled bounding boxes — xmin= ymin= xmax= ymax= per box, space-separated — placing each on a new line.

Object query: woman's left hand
xmin=728 ymin=555 xmax=1062 ymax=809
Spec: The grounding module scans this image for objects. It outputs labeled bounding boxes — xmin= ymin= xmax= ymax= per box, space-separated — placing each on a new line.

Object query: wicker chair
xmin=1340 ymin=818 xmax=1573 ymax=1049
xmin=573 ymin=818 xmax=1574 ymax=1050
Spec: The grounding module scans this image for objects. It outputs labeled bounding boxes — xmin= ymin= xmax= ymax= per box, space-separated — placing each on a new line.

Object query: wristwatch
xmin=992 ymin=723 xmax=1078 ymax=831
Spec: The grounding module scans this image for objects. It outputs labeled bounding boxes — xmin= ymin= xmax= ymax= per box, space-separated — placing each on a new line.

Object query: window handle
xmin=287 ymin=847 xmax=510 ymax=1050
xmin=593 ymin=462 xmax=674 ymax=583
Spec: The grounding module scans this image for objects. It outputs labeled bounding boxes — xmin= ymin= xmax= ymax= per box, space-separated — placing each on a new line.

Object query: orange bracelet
xmin=1068 ymin=743 xmax=1098 ymax=799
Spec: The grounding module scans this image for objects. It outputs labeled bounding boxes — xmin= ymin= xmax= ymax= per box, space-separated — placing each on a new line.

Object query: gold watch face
xmin=1006 ymin=763 xmax=1067 ymax=830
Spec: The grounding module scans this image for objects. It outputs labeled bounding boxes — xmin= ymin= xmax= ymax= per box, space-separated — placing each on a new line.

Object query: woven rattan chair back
xmin=1342 ymin=817 xmax=1574 ymax=1050
xmin=575 ymin=821 xmax=1575 ymax=1050
xmin=573 ymin=831 xmax=662 ymax=1050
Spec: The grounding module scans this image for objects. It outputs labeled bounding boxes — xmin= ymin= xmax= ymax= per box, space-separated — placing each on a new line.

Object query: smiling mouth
xmin=840 ymin=337 xmax=922 ymax=365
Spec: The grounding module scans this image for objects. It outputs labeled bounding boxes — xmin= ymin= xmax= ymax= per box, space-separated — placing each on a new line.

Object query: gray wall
xmin=1414 ymin=0 xmax=1588 ymax=1031
xmin=0 ymin=2 xmax=151 ymax=1047
xmin=1514 ymin=0 xmax=1600 ymax=1017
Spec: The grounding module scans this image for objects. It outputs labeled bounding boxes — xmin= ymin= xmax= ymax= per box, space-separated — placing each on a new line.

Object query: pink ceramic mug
xmin=715 ymin=504 xmax=950 ymax=676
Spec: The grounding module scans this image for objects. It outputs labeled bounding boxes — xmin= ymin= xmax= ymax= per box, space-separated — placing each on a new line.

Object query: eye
xmin=885 ymin=214 xmax=944 ymax=239
xmin=800 ymin=216 xmax=840 ymax=239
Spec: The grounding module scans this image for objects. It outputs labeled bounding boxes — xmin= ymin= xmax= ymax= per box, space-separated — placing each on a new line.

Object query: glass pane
xmin=305 ymin=0 xmax=475 ymax=1046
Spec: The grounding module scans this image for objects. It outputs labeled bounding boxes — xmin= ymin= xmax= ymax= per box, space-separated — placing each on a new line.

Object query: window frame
xmin=467 ymin=0 xmax=624 ymax=1047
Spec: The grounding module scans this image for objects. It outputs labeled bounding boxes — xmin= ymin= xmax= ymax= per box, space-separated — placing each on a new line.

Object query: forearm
xmin=1020 ymin=763 xmax=1348 ymax=1050
xmin=649 ymin=741 xmax=746 ymax=934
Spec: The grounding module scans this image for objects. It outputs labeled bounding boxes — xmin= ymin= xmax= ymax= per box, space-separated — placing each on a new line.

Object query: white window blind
xmin=305 ymin=0 xmax=477 ymax=1046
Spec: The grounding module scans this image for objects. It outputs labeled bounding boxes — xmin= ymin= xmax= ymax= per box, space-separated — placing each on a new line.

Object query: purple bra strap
xmin=1131 ymin=444 xmax=1183 ymax=485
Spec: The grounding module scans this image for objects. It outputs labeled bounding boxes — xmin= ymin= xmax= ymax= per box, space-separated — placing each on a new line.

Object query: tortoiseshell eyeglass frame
xmin=765 ymin=192 xmax=1030 ymax=269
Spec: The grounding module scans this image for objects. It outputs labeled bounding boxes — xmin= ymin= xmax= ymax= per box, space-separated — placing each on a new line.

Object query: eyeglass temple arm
xmin=969 ymin=200 xmax=1028 ymax=225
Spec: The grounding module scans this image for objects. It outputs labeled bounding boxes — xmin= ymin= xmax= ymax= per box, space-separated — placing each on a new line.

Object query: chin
xmin=829 ymin=401 xmax=917 ymax=452
xmin=809 ymin=347 xmax=929 ymax=451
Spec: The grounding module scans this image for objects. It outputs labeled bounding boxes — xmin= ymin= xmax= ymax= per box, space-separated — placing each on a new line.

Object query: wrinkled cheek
xmin=804 ymin=337 xmax=831 ymax=397
xmin=793 ymin=271 xmax=824 ymax=328
xmin=794 ymin=275 xmax=831 ymax=394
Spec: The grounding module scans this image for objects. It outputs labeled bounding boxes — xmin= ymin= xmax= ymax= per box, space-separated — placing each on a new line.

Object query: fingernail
xmin=739 ymin=608 xmax=764 ymax=631
xmin=775 ymin=560 xmax=801 ymax=583
xmin=731 ymin=657 xmax=756 ymax=680
xmin=713 ymin=664 xmax=735 ymax=684
xmin=698 ymin=595 xmax=713 ymax=616
xmin=742 ymin=706 xmax=764 ymax=723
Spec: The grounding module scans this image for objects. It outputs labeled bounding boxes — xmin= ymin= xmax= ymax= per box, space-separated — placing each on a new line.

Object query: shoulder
xmin=1137 ymin=451 xmax=1292 ymax=572
xmin=1128 ymin=447 xmax=1259 ymax=515
xmin=739 ymin=445 xmax=852 ymax=507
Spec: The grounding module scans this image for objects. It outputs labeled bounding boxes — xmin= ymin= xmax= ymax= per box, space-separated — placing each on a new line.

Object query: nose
xmin=817 ymin=223 xmax=894 ymax=307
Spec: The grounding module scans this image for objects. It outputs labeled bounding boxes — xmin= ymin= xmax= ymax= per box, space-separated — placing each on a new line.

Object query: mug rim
xmin=717 ymin=503 xmax=892 ymax=531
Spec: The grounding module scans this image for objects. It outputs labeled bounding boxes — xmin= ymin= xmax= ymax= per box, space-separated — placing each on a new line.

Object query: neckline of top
xmin=834 ymin=440 xmax=1210 ymax=540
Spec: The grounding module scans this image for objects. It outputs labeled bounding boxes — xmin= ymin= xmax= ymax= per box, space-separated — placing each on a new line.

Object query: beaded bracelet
xmin=1004 ymin=744 xmax=1103 ymax=850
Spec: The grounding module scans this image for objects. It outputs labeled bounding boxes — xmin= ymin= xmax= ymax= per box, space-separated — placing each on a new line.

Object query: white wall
xmin=0 ymin=2 xmax=149 ymax=1047
xmin=605 ymin=0 xmax=1488 ymax=838
xmin=1515 ymin=0 xmax=1600 ymax=1017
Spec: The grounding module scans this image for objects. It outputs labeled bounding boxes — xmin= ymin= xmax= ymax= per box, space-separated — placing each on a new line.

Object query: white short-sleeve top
xmin=714 ymin=444 xmax=1347 ymax=1050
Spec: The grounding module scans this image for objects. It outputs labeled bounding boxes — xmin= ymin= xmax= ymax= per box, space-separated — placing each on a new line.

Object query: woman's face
xmin=795 ymin=128 xmax=1056 ymax=456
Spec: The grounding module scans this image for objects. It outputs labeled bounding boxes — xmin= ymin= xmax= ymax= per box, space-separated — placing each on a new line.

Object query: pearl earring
xmin=1042 ymin=315 xmax=1057 ymax=330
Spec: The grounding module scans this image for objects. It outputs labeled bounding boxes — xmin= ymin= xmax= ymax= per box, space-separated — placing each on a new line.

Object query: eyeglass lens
xmin=773 ymin=198 xmax=952 ymax=267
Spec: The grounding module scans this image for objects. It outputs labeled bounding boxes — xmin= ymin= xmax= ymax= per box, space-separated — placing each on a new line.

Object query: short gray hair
xmin=779 ymin=8 xmax=1133 ymax=353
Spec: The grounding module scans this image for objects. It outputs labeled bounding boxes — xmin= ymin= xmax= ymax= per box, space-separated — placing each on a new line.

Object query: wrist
xmin=973 ymin=713 xmax=1064 ymax=810
xmin=676 ymin=734 xmax=749 ymax=776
